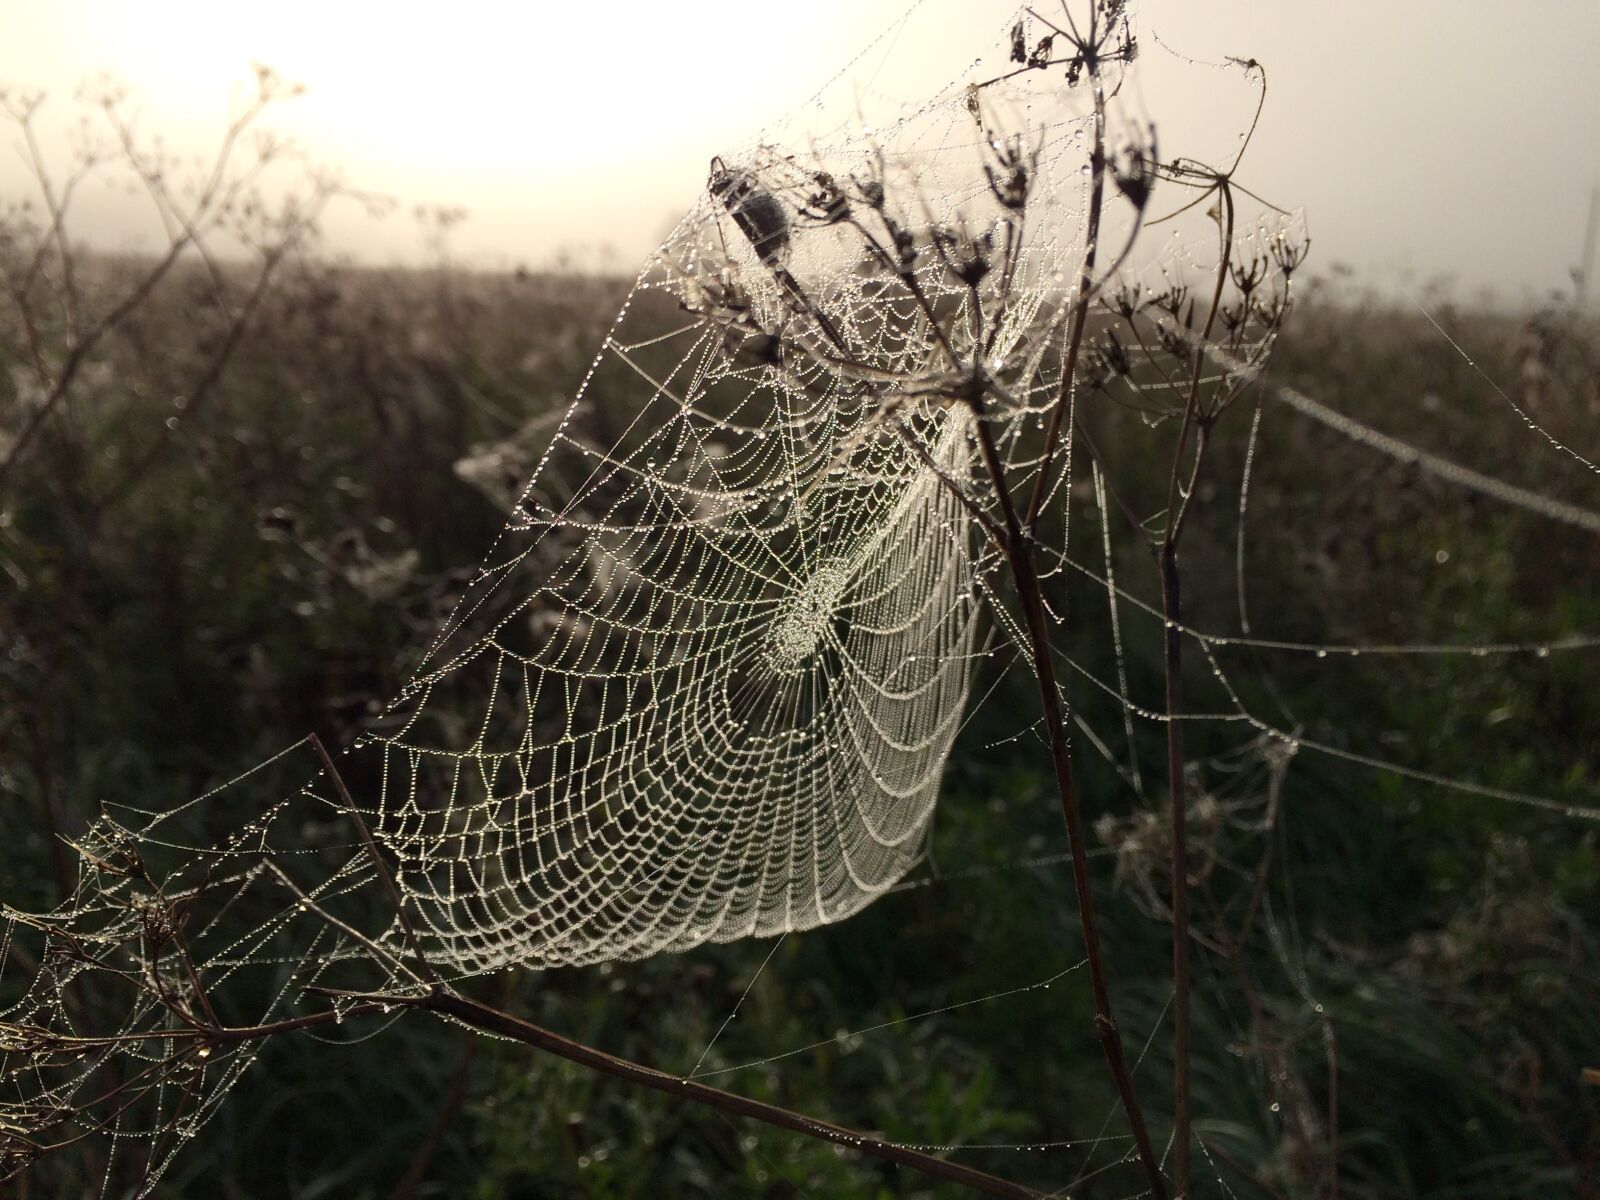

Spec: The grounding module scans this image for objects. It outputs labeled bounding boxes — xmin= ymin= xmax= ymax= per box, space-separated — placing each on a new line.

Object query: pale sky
xmin=4 ymin=0 xmax=1598 ymax=300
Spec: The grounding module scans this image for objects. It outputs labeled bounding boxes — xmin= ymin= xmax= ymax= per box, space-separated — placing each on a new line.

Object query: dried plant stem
xmin=986 ymin=11 xmax=1164 ymax=1190
xmin=708 ymin=132 xmax=1159 ymax=1190
xmin=745 ymin=146 xmax=1159 ymax=1197
xmin=308 ymin=733 xmax=439 ymax=988
xmin=1162 ymin=182 xmax=1236 ymax=1198
xmin=966 ymin=399 xmax=1168 ymax=1200
xmin=1025 ymin=46 xmax=1107 ymax=533
xmin=395 ymin=989 xmax=1040 ymax=1199
xmin=91 ymin=229 xmax=317 ymax=518
xmin=305 ymin=978 xmax=1043 ymax=1197
xmin=1158 ymin=541 xmax=1192 ymax=1196
xmin=0 ymin=237 xmax=192 ymax=487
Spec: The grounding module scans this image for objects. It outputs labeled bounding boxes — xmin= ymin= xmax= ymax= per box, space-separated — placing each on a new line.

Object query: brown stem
xmin=305 ymin=985 xmax=1038 ymax=1197
xmin=1160 ymin=542 xmax=1192 ymax=1198
xmin=1025 ymin=63 xmax=1107 ymax=532
xmin=963 ymin=385 xmax=1167 ymax=1200
xmin=17 ymin=112 xmax=84 ymax=330
xmin=295 ymin=731 xmax=1030 ymax=1196
xmin=1163 ymin=180 xmax=1235 ymax=1200
xmin=90 ymin=234 xmax=303 ymax=517
xmin=307 ymin=733 xmax=439 ymax=988
xmin=1006 ymin=534 xmax=1167 ymax=1200
xmin=0 ymin=234 xmax=192 ymax=487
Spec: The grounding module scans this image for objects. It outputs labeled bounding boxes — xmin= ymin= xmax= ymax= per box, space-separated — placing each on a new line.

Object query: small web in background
xmin=3 ymin=1 xmax=1598 ymax=1195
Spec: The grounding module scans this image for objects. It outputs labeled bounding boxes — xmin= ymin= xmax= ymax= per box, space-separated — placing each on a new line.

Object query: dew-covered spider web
xmin=5 ymin=0 xmax=1600 ymax=1193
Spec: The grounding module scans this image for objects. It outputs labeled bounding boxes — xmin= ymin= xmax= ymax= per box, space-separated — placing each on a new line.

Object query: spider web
xmin=4 ymin=1 xmax=1599 ymax=1193
xmin=340 ymin=6 xmax=1136 ymax=975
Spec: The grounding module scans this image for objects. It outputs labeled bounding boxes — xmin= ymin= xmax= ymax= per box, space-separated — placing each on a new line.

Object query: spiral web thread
xmin=6 ymin=2 xmax=1600 ymax=1192
xmin=350 ymin=6 xmax=1153 ymax=975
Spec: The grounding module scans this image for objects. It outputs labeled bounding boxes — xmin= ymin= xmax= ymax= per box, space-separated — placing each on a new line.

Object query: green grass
xmin=2 ymin=260 xmax=1597 ymax=1198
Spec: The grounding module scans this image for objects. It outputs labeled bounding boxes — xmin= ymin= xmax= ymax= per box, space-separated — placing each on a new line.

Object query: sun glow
xmin=2 ymin=0 xmax=1596 ymax=290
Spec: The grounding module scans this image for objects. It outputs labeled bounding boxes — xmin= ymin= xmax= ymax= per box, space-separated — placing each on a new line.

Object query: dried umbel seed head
xmin=1110 ymin=125 xmax=1158 ymax=211
xmin=983 ymin=133 xmax=1034 ymax=212
xmin=853 ymin=174 xmax=886 ymax=212
xmin=1108 ymin=279 xmax=1145 ymax=320
xmin=932 ymin=223 xmax=993 ymax=286
xmin=1004 ymin=18 xmax=1056 ymax=71
xmin=1269 ymin=228 xmax=1310 ymax=277
xmin=1100 ymin=328 xmax=1131 ymax=377
xmin=1152 ymin=282 xmax=1189 ymax=319
xmin=800 ymin=171 xmax=849 ymax=225
xmin=708 ymin=157 xmax=790 ymax=266
xmin=879 ymin=214 xmax=917 ymax=273
xmin=1085 ymin=329 xmax=1132 ymax=390
xmin=1230 ymin=251 xmax=1268 ymax=297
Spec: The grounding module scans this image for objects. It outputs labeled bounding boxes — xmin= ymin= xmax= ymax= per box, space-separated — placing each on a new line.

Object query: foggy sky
xmin=3 ymin=0 xmax=1598 ymax=301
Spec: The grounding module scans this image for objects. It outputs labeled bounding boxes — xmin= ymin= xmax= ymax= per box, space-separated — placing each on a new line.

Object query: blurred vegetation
xmin=2 ymin=192 xmax=1599 ymax=1200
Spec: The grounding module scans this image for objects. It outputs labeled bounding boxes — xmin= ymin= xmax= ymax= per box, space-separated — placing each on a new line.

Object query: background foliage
xmin=2 ymin=197 xmax=1598 ymax=1196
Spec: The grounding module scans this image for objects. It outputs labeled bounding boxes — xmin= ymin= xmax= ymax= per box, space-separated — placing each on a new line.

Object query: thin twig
xmin=1024 ymin=26 xmax=1109 ymax=533
xmin=304 ymin=985 xmax=1042 ymax=1199
xmin=1161 ymin=175 xmax=1236 ymax=1199
xmin=308 ymin=733 xmax=439 ymax=989
xmin=965 ymin=379 xmax=1168 ymax=1200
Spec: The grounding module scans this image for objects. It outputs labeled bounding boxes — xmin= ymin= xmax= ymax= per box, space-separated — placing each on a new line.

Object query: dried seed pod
xmin=800 ymin=171 xmax=849 ymax=225
xmin=708 ymin=157 xmax=790 ymax=266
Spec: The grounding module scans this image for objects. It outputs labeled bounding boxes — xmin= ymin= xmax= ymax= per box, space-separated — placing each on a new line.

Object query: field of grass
xmin=2 ymin=246 xmax=1598 ymax=1199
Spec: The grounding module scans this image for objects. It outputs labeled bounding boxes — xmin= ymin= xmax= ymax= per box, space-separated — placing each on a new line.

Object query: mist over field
xmin=4 ymin=0 xmax=1599 ymax=299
